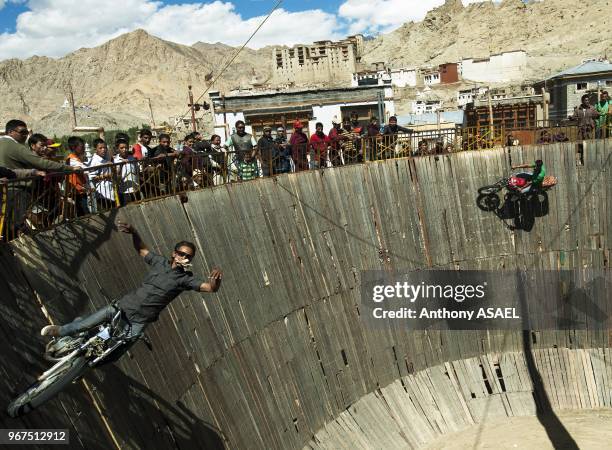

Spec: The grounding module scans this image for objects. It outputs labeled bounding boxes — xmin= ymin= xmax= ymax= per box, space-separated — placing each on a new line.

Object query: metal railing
xmin=1 ymin=123 xmax=609 ymax=241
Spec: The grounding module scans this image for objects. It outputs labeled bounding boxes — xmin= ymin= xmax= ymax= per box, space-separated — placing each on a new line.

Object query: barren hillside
xmin=0 ymin=30 xmax=271 ymax=136
xmin=362 ymin=0 xmax=611 ymax=78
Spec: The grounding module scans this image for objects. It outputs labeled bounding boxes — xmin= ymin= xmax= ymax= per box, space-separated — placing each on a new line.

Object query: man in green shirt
xmin=511 ymin=159 xmax=546 ymax=194
xmin=595 ymin=91 xmax=610 ymax=139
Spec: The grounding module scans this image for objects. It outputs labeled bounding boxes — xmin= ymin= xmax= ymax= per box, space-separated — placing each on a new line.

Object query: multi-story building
xmin=457 ymin=87 xmax=488 ymax=108
xmin=351 ymin=63 xmax=418 ymax=88
xmin=411 ymin=100 xmax=443 ymax=115
xmin=422 ymin=63 xmax=459 ymax=86
xmin=272 ymin=35 xmax=364 ymax=86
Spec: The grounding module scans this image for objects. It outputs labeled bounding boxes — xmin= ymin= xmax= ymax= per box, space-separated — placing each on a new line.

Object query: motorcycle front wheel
xmin=6 ymin=356 xmax=87 ymax=418
xmin=478 ymin=184 xmax=502 ymax=195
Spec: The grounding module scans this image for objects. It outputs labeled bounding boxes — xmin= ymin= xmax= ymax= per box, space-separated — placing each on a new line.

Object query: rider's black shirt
xmin=118 ymin=252 xmax=204 ymax=323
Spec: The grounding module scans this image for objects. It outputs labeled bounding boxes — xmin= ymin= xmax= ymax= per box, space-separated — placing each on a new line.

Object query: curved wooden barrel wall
xmin=1 ymin=140 xmax=610 ymax=449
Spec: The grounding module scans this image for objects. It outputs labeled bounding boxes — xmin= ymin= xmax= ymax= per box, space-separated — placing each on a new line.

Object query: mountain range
xmin=0 ymin=0 xmax=609 ymax=137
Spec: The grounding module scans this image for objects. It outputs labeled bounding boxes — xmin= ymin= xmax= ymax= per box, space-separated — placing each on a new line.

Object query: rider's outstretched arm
xmin=512 ymin=163 xmax=531 ymax=169
xmin=116 ymin=221 xmax=149 ymax=258
xmin=199 ymin=268 xmax=222 ymax=292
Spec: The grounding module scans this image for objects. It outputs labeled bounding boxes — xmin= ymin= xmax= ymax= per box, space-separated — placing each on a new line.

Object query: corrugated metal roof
xmin=546 ymin=61 xmax=612 ymax=80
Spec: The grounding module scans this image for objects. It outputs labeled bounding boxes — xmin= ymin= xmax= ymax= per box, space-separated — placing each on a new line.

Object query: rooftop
xmin=543 ymin=61 xmax=612 ymax=80
xmin=210 ymin=85 xmax=387 ymax=100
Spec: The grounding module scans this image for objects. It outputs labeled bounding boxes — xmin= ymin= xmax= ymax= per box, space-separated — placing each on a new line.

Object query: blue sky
xmin=0 ymin=0 xmax=487 ymax=60
xmin=0 ymin=0 xmax=345 ymax=34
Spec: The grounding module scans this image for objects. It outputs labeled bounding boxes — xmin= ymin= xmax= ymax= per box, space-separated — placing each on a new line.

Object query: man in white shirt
xmin=114 ymin=137 xmax=140 ymax=206
xmin=87 ymin=138 xmax=115 ymax=211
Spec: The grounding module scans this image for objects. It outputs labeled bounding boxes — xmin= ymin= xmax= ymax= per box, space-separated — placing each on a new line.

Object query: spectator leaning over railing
xmin=26 ymin=134 xmax=63 ymax=228
xmin=570 ymin=94 xmax=600 ymax=140
xmin=328 ymin=118 xmax=345 ymax=166
xmin=114 ymin=138 xmax=140 ymax=206
xmin=258 ymin=126 xmax=276 ymax=177
xmin=132 ymin=128 xmax=152 ymax=160
xmin=0 ymin=120 xmax=76 ymax=237
xmin=290 ymin=120 xmax=309 ymax=172
xmin=595 ymin=91 xmax=610 ymax=139
xmin=274 ymin=127 xmax=292 ymax=174
xmin=66 ymin=136 xmax=91 ymax=216
xmin=226 ymin=121 xmax=257 ymax=180
xmin=309 ymin=122 xmax=331 ymax=169
xmin=179 ymin=132 xmax=196 ymax=190
xmin=147 ymin=133 xmax=178 ymax=197
xmin=87 ymin=138 xmax=115 ymax=212
xmin=237 ymin=149 xmax=259 ymax=181
xmin=339 ymin=118 xmax=361 ymax=165
xmin=382 ymin=116 xmax=413 ymax=159
xmin=208 ymin=134 xmax=227 ymax=185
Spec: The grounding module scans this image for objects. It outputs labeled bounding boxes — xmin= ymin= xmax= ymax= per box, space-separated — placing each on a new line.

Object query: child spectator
xmin=88 ymin=138 xmax=115 ymax=211
xmin=114 ymin=138 xmax=140 ymax=206
xmin=66 ymin=136 xmax=90 ymax=216
xmin=237 ymin=151 xmax=259 ymax=181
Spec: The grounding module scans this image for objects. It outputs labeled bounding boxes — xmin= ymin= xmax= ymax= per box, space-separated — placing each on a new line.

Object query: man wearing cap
xmin=289 ymin=120 xmax=309 ymax=172
xmin=257 ymin=126 xmax=276 ymax=177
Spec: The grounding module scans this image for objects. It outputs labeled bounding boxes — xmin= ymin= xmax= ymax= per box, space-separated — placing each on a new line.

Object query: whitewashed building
xmin=351 ymin=67 xmax=417 ymax=88
xmin=411 ymin=100 xmax=443 ymax=115
xmin=460 ymin=50 xmax=527 ymax=83
xmin=457 ymin=87 xmax=489 ymax=107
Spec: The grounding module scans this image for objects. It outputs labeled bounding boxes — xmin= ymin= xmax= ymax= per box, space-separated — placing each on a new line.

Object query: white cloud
xmin=0 ymin=0 xmax=494 ymax=60
xmin=0 ymin=1 xmax=5 ymax=11
xmin=143 ymin=2 xmax=342 ymax=48
xmin=338 ymin=0 xmax=494 ymax=35
xmin=0 ymin=0 xmax=341 ymax=60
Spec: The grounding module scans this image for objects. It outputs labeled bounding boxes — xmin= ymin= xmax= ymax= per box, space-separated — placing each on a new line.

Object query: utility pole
xmin=68 ymin=84 xmax=77 ymax=129
xmin=188 ymin=85 xmax=197 ymax=132
xmin=147 ymin=98 xmax=156 ymax=128
xmin=377 ymin=90 xmax=384 ymax=125
xmin=487 ymin=87 xmax=494 ymax=141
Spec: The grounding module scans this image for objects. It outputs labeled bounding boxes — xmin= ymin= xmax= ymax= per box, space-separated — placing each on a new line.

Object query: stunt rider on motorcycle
xmin=41 ymin=221 xmax=222 ymax=344
xmin=511 ymin=159 xmax=546 ymax=194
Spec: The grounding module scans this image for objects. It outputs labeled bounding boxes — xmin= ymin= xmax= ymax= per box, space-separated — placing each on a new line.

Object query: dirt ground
xmin=425 ymin=409 xmax=612 ymax=450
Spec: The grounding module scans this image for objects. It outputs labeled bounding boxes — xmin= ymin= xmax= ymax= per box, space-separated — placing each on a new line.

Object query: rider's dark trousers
xmin=59 ymin=304 xmax=147 ymax=338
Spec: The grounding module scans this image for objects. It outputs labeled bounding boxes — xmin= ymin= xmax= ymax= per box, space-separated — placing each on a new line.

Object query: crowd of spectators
xmin=0 ymin=99 xmax=610 ymax=240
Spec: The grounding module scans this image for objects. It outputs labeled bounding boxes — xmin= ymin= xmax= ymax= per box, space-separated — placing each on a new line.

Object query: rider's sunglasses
xmin=175 ymin=250 xmax=194 ymax=260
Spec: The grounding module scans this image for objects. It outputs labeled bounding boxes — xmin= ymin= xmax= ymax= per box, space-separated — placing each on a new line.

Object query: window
xmin=576 ymin=82 xmax=587 ymax=91
xmin=606 ymin=80 xmax=612 ymax=87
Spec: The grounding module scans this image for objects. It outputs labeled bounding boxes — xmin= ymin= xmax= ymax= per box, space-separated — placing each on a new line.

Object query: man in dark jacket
xmin=571 ymin=94 xmax=600 ymax=140
xmin=274 ymin=127 xmax=292 ymax=174
xmin=258 ymin=126 xmax=276 ymax=176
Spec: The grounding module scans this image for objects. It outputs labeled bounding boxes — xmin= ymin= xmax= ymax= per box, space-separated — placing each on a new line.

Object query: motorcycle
xmin=7 ymin=306 xmax=149 ymax=418
xmin=478 ymin=172 xmax=557 ymax=196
